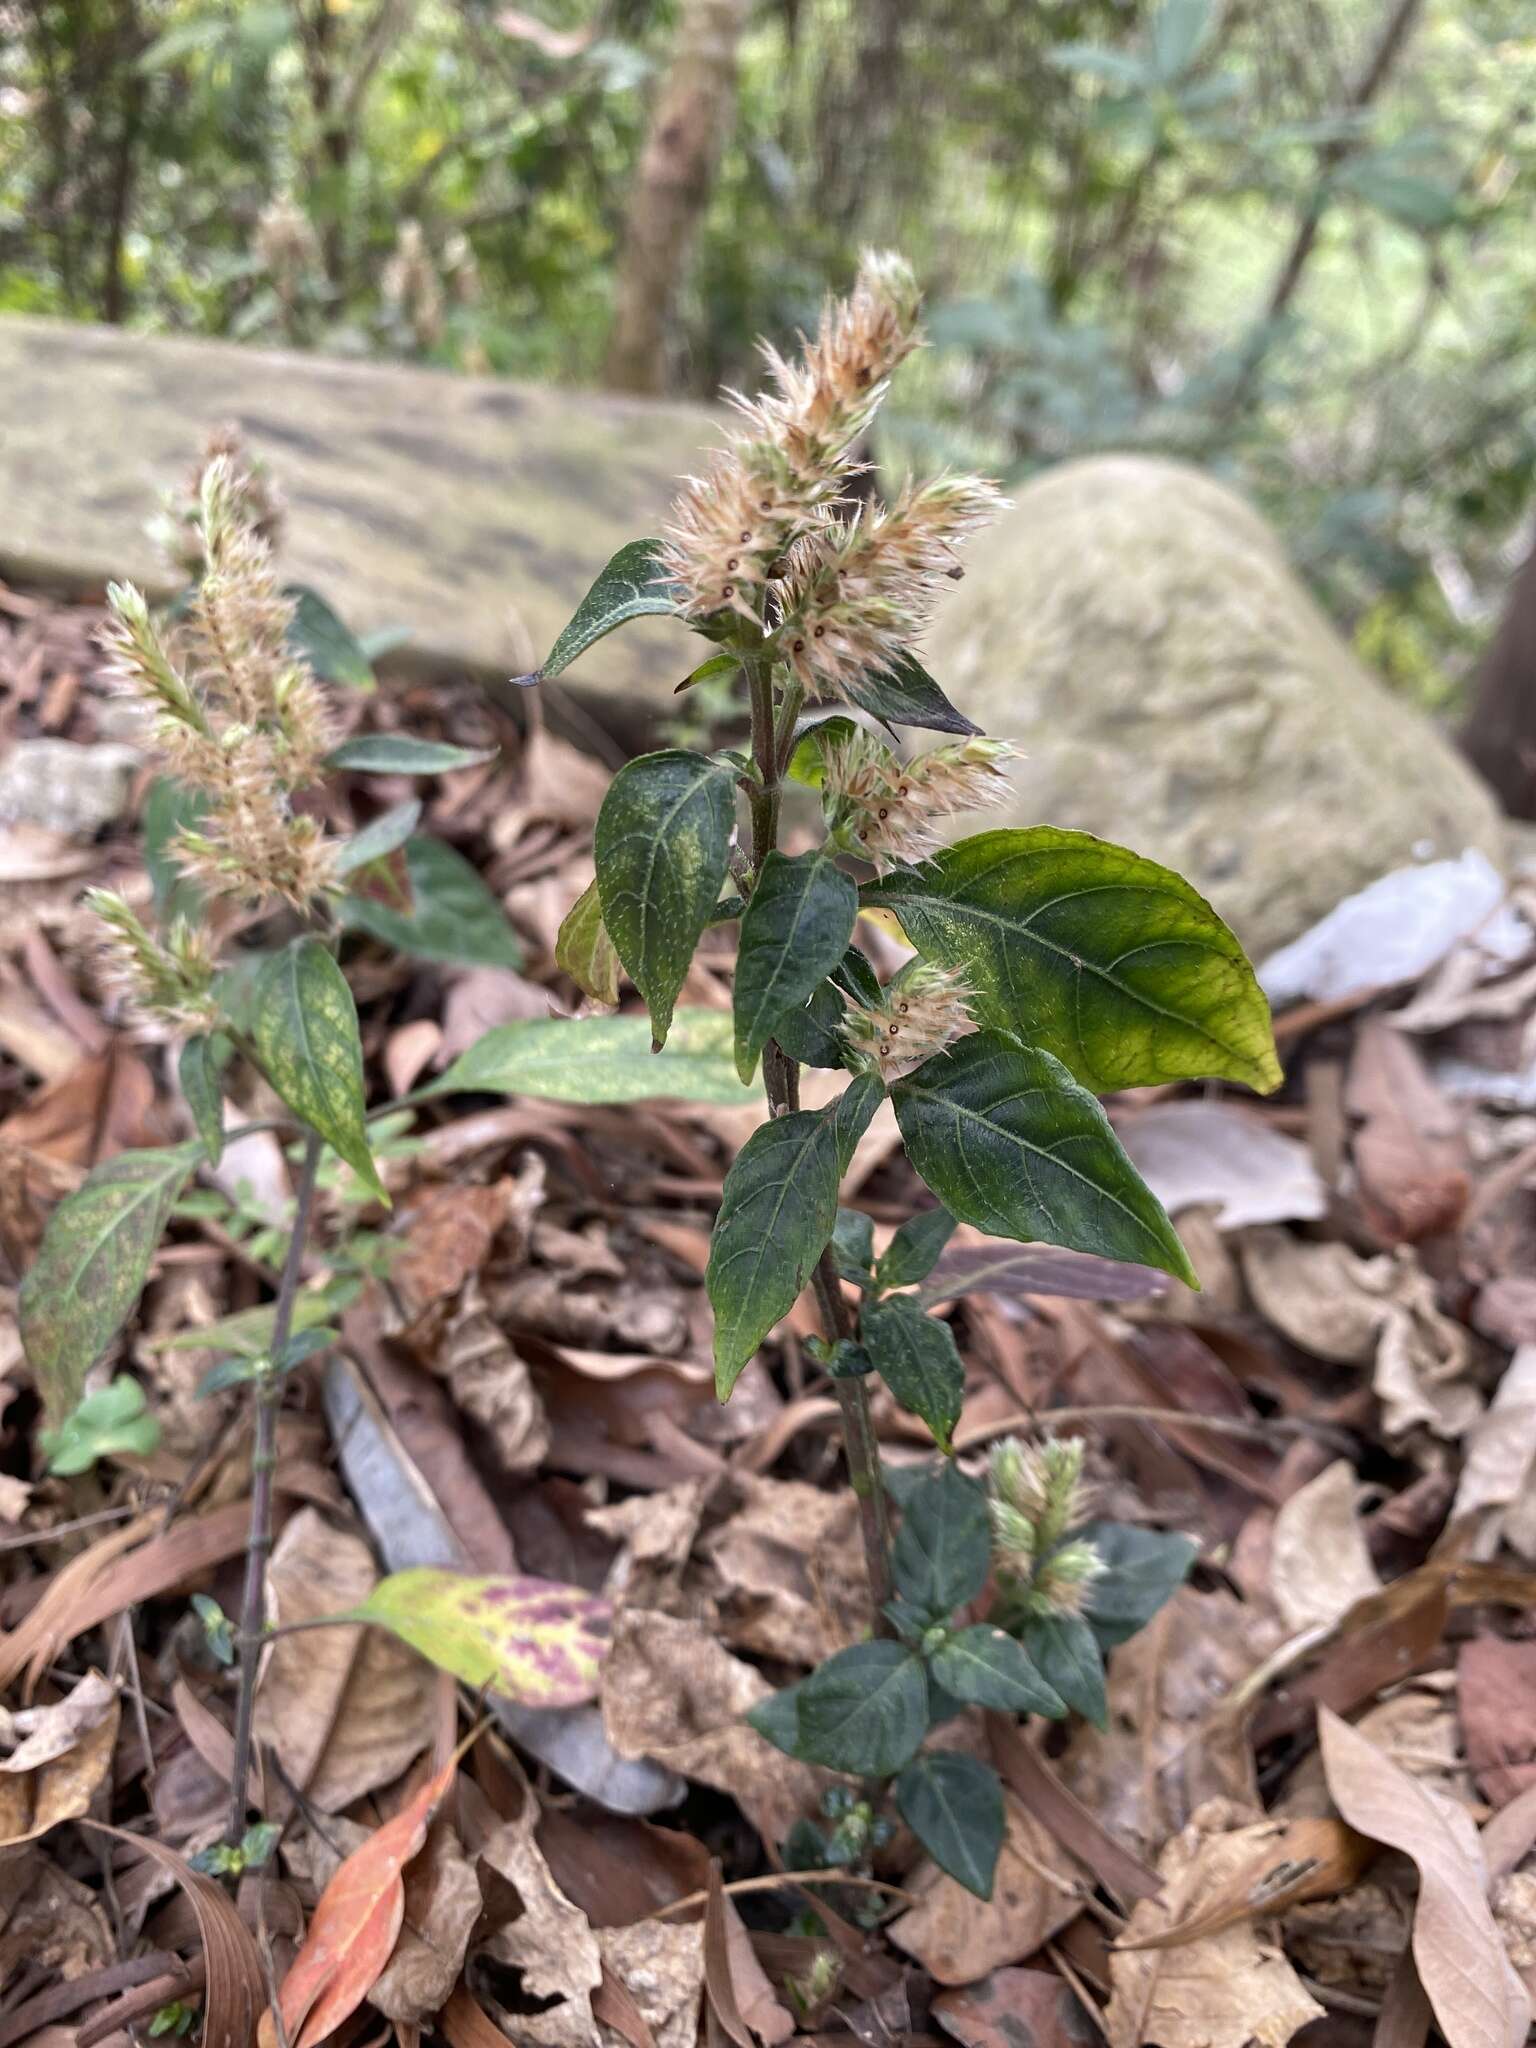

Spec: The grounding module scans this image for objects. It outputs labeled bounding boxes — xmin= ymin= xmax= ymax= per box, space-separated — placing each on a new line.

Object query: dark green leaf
xmin=930 ymin=1625 xmax=1066 ymax=1716
xmin=332 ymin=799 xmax=422 ymax=877
xmin=196 ymin=1327 xmax=335 ymax=1399
xmin=821 ymin=1338 xmax=874 ymax=1379
xmin=875 ymin=1208 xmax=955 ymax=1291
xmin=20 ymin=1143 xmax=202 ymax=1420
xmin=428 ymin=1010 xmax=753 ymax=1106
xmin=674 ymin=651 xmax=741 ymax=697
xmin=864 ymin=829 xmax=1281 ymax=1094
xmin=142 ymin=777 xmax=207 ymax=922
xmin=830 ymin=1208 xmax=875 ymax=1286
xmin=252 ymin=938 xmax=386 ymax=1203
xmin=734 ymin=851 xmax=858 ymax=1082
xmin=555 ymin=876 xmax=621 ymax=1007
xmin=707 ymin=1107 xmax=841 ymax=1397
xmin=339 ymin=834 xmax=523 ymax=968
xmin=178 ymin=1037 xmax=225 ymax=1165
xmin=595 ymin=750 xmax=735 ymax=1050
xmin=286 ymin=584 xmax=374 ymax=690
xmin=787 ymin=715 xmax=862 ymax=788
xmin=745 ymin=1679 xmax=805 ymax=1758
xmin=41 ymin=1375 xmax=161 ymax=1476
xmin=841 ymin=652 xmax=981 ymax=737
xmin=325 ymin=735 xmax=495 ymax=775
xmin=793 ymin=1642 xmax=928 ymax=1775
xmin=892 ymin=1462 xmax=992 ymax=1616
xmin=1019 ymin=1613 xmax=1107 ymax=1728
xmin=528 ymin=539 xmax=678 ymax=683
xmin=829 ymin=1070 xmax=885 ymax=1170
xmin=896 ymin=1752 xmax=1004 ymax=1900
xmin=892 ymin=1033 xmax=1197 ymax=1285
xmin=1082 ymin=1522 xmax=1198 ymax=1647
xmin=831 ymin=948 xmax=883 ymax=1008
xmin=772 ymin=978 xmax=853 ymax=1070
xmin=861 ymin=1296 xmax=964 ymax=1452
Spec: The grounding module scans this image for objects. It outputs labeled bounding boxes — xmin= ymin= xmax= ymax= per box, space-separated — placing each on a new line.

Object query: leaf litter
xmin=10 ymin=574 xmax=1536 ymax=2044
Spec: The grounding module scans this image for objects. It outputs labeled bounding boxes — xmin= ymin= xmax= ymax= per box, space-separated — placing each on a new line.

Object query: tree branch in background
xmin=604 ymin=0 xmax=750 ymax=395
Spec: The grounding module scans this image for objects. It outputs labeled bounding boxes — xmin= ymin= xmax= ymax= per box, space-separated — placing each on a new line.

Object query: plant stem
xmin=741 ymin=644 xmax=895 ymax=1632
xmin=226 ymin=1128 xmax=323 ymax=1843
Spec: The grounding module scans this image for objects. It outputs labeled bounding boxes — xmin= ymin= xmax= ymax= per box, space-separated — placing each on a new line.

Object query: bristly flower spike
xmin=842 ymin=957 xmax=976 ymax=1082
xmin=821 ymin=729 xmax=1016 ymax=870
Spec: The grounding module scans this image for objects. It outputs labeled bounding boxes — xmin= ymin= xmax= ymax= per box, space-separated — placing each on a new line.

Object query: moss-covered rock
xmin=0 ymin=315 xmax=710 ymax=728
xmin=922 ymin=455 xmax=1504 ymax=958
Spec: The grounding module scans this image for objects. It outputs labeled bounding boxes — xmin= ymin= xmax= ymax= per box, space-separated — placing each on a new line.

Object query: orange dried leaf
xmin=351 ymin=1568 xmax=610 ymax=1707
xmin=265 ymin=1746 xmax=464 ymax=2048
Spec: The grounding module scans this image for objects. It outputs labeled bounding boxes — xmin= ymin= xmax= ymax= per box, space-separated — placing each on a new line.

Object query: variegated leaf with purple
xmin=351 ymin=1568 xmax=610 ymax=1707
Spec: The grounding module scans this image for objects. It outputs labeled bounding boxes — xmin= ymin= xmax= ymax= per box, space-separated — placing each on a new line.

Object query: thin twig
xmin=0 ymin=1503 xmax=139 ymax=1553
xmin=226 ymin=1129 xmax=323 ymax=1842
xmin=649 ymin=1870 xmax=914 ymax=1921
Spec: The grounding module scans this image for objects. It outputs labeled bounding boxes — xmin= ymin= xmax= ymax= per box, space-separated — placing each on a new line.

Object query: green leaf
xmin=734 ymin=851 xmax=858 ymax=1082
xmin=1149 ymin=0 xmax=1214 ymax=81
xmin=178 ymin=1037 xmax=225 ymax=1165
xmin=595 ymin=750 xmax=735 ymax=1050
xmin=142 ymin=776 xmax=207 ymax=923
xmin=674 ymin=652 xmax=741 ymax=697
xmin=1019 ymin=1613 xmax=1107 ymax=1727
xmin=892 ymin=1462 xmax=992 ymax=1617
xmin=1082 ymin=1521 xmax=1198 ymax=1648
xmin=840 ymin=652 xmax=981 ymax=737
xmin=252 ymin=938 xmax=387 ymax=1204
xmin=829 ymin=1070 xmax=884 ymax=1170
xmin=875 ymin=1208 xmax=955 ymax=1291
xmin=20 ymin=1143 xmax=202 ymax=1420
xmin=40 ymin=1375 xmax=162 ymax=1475
xmin=339 ymin=834 xmax=523 ymax=968
xmin=350 ymin=1568 xmax=611 ymax=1707
xmin=930 ymin=1625 xmax=1067 ymax=1716
xmin=556 ymin=877 xmax=621 ymax=1007
xmin=286 ymin=584 xmax=375 ymax=690
xmin=864 ymin=829 xmax=1281 ymax=1095
xmin=861 ymin=1296 xmax=964 ymax=1453
xmin=896 ymin=1752 xmax=1004 ymax=1901
xmin=771 ymin=978 xmax=853 ymax=1070
xmin=787 ymin=715 xmax=861 ymax=789
xmin=892 ymin=1033 xmax=1196 ymax=1285
xmin=332 ymin=799 xmax=422 ymax=876
xmin=526 ymin=539 xmax=678 ymax=683
xmin=744 ymin=1679 xmax=805 ymax=1758
xmin=325 ymin=735 xmax=495 ymax=775
xmin=790 ymin=1641 xmax=928 ymax=1775
xmin=830 ymin=1208 xmax=875 ymax=1287
xmin=428 ymin=1010 xmax=754 ymax=1106
xmin=707 ymin=1106 xmax=841 ymax=1397
xmin=196 ymin=1327 xmax=335 ymax=1400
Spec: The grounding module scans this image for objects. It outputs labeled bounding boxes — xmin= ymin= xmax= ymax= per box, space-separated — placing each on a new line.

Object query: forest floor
xmin=4 ymin=577 xmax=1536 ymax=2048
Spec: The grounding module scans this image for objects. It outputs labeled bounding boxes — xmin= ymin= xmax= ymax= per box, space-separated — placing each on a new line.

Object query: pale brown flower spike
xmin=821 ymin=728 xmax=1016 ymax=869
xmin=987 ymin=1437 xmax=1106 ymax=1619
xmin=101 ymin=449 xmax=337 ymax=912
xmin=659 ymin=250 xmax=1003 ymax=656
xmin=842 ymin=957 xmax=976 ymax=1083
xmin=84 ymin=888 xmax=220 ymax=1031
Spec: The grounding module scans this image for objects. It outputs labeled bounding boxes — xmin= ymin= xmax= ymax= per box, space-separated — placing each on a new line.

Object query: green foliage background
xmin=4 ymin=0 xmax=1534 ymax=701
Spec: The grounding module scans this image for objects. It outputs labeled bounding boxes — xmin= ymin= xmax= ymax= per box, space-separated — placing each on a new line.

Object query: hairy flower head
xmin=821 ymin=728 xmax=1016 ymax=869
xmin=86 ymin=888 xmax=220 ymax=1031
xmin=988 ymin=1436 xmax=1104 ymax=1616
xmin=659 ymin=251 xmax=925 ymax=626
xmin=841 ymin=957 xmax=974 ymax=1082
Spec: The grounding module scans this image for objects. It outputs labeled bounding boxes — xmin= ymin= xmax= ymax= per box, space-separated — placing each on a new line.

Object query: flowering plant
xmin=533 ymin=251 xmax=1281 ymax=1897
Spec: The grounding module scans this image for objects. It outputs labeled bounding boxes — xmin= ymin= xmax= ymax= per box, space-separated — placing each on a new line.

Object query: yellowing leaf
xmin=352 ymin=1569 xmax=610 ymax=1706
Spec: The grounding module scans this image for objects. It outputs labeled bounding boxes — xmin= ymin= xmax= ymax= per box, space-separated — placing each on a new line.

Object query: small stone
xmin=0 ymin=738 xmax=141 ymax=839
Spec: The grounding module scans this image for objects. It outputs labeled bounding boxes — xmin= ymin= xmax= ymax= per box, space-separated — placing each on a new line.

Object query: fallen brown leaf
xmin=933 ymin=1967 xmax=1098 ymax=2048
xmin=0 ymin=1668 xmax=118 ymax=1774
xmin=368 ymin=1819 xmax=482 ymax=2027
xmin=1268 ymin=1459 xmax=1382 ymax=1631
xmin=1105 ymin=1800 xmax=1324 ymax=2048
xmin=1319 ymin=1703 xmax=1529 ymax=2048
xmin=254 ymin=1504 xmax=436 ymax=1814
xmin=0 ymin=1687 xmax=118 ymax=1846
xmin=1113 ymin=1814 xmax=1372 ymax=1951
xmin=1347 ymin=1018 xmax=1471 ymax=1244
xmin=889 ymin=1787 xmax=1083 ymax=1987
xmin=471 ymin=1772 xmax=604 ymax=2048
xmin=598 ymin=1920 xmax=704 ymax=2048
xmin=1459 ymin=1636 xmax=1536 ymax=1808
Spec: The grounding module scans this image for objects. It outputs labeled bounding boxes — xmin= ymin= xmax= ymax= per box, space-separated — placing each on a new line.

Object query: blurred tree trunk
xmin=1462 ymin=541 xmax=1536 ymax=820
xmin=604 ymin=0 xmax=750 ymax=395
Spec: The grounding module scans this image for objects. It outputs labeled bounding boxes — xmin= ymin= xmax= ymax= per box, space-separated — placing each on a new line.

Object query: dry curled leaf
xmin=0 ymin=1668 xmax=118 ymax=1774
xmin=474 ymin=1776 xmax=604 ymax=2048
xmin=0 ymin=1684 xmax=118 ymax=1846
xmin=1268 ymin=1460 xmax=1382 ymax=1632
xmin=1113 ymin=1814 xmax=1372 ymax=1952
xmin=1105 ymin=1800 xmax=1324 ymax=2048
xmin=1318 ymin=1704 xmax=1529 ymax=2048
xmin=369 ymin=1820 xmax=482 ymax=2026
xmin=934 ymin=1968 xmax=1099 ymax=2048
